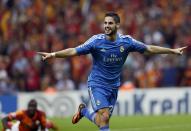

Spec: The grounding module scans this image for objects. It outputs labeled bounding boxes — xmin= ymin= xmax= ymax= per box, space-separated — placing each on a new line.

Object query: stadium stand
xmin=0 ymin=0 xmax=190 ymax=94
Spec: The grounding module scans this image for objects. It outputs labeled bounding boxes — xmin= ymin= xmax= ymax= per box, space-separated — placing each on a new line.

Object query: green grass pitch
xmin=1 ymin=115 xmax=191 ymax=131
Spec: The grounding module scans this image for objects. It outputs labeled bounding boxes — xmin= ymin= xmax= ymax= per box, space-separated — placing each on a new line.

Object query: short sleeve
xmin=129 ymin=37 xmax=147 ymax=53
xmin=75 ymin=35 xmax=96 ymax=55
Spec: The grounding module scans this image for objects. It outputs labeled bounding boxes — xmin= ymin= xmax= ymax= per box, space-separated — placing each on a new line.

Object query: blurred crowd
xmin=0 ymin=0 xmax=191 ymax=94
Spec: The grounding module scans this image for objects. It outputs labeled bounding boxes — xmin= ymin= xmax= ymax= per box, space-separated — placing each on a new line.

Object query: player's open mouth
xmin=105 ymin=28 xmax=111 ymax=33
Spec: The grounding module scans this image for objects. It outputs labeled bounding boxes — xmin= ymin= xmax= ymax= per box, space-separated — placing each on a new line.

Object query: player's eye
xmin=109 ymin=22 xmax=113 ymax=25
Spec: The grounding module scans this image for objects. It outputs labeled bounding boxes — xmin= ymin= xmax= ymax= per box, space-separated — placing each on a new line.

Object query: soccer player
xmin=1 ymin=99 xmax=57 ymax=131
xmin=37 ymin=12 xmax=187 ymax=131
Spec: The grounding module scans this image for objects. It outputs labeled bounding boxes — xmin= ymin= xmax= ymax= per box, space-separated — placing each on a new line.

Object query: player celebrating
xmin=37 ymin=12 xmax=187 ymax=131
xmin=1 ymin=99 xmax=57 ymax=131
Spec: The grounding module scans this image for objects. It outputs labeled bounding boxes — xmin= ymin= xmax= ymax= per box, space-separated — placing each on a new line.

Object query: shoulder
xmin=94 ymin=34 xmax=105 ymax=39
xmin=118 ymin=33 xmax=132 ymax=40
xmin=118 ymin=33 xmax=144 ymax=45
xmin=89 ymin=34 xmax=105 ymax=41
xmin=81 ymin=34 xmax=104 ymax=46
xmin=37 ymin=110 xmax=46 ymax=117
xmin=118 ymin=33 xmax=134 ymax=44
xmin=14 ymin=110 xmax=25 ymax=116
xmin=8 ymin=110 xmax=24 ymax=119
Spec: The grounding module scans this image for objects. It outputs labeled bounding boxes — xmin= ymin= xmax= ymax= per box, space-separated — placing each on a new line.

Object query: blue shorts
xmin=88 ymin=86 xmax=118 ymax=115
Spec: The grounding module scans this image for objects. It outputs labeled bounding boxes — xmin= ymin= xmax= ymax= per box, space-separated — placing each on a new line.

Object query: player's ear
xmin=116 ymin=23 xmax=120 ymax=29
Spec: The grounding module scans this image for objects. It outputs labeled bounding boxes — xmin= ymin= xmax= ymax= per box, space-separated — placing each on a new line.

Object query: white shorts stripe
xmin=88 ymin=87 xmax=97 ymax=110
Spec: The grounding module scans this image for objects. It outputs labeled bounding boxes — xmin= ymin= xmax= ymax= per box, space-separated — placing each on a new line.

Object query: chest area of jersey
xmin=21 ymin=114 xmax=39 ymax=128
xmin=95 ymin=43 xmax=127 ymax=64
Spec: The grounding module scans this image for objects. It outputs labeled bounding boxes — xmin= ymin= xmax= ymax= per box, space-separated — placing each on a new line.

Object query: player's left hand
xmin=173 ymin=46 xmax=187 ymax=55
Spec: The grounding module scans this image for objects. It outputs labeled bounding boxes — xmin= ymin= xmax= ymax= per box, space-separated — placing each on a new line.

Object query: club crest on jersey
xmin=96 ymin=100 xmax=101 ymax=106
xmin=120 ymin=46 xmax=124 ymax=52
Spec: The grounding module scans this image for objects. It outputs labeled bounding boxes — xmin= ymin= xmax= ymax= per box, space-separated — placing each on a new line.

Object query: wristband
xmin=51 ymin=52 xmax=56 ymax=57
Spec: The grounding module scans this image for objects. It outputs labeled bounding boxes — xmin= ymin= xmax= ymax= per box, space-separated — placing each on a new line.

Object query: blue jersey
xmin=75 ymin=33 xmax=147 ymax=89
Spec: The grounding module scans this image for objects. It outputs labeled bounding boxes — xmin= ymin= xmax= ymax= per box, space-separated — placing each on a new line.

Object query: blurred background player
xmin=37 ymin=12 xmax=186 ymax=131
xmin=1 ymin=99 xmax=58 ymax=131
xmin=5 ymin=120 xmax=57 ymax=131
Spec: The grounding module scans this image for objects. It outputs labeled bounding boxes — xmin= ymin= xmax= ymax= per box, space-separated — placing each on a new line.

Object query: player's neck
xmin=26 ymin=111 xmax=36 ymax=118
xmin=105 ymin=33 xmax=117 ymax=42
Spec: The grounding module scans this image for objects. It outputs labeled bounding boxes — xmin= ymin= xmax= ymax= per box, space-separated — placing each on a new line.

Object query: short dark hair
xmin=105 ymin=12 xmax=120 ymax=24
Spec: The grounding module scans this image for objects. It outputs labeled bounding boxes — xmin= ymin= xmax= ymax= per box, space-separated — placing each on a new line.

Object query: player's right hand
xmin=37 ymin=52 xmax=54 ymax=61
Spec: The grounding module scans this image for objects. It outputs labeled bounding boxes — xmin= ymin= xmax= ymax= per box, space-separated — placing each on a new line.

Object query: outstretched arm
xmin=144 ymin=45 xmax=187 ymax=55
xmin=37 ymin=48 xmax=77 ymax=61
